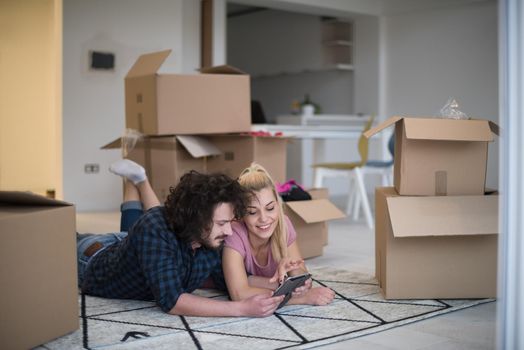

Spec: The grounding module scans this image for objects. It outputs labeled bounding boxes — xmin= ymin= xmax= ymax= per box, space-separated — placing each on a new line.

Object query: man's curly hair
xmin=164 ymin=171 xmax=249 ymax=244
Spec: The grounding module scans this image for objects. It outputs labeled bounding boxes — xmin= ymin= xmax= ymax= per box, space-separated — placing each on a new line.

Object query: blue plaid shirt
xmin=81 ymin=206 xmax=227 ymax=312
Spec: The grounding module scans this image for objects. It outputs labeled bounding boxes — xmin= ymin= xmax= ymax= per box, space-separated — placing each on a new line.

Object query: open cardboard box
xmin=125 ymin=50 xmax=251 ymax=135
xmin=103 ymin=134 xmax=288 ymax=201
xmin=0 ymin=192 xmax=78 ymax=349
xmin=364 ymin=116 xmax=499 ymax=196
xmin=307 ymin=188 xmax=332 ymax=246
xmin=284 ymin=188 xmax=345 ymax=259
xmin=375 ymin=187 xmax=498 ymax=299
xmin=103 ymin=135 xmax=222 ymax=201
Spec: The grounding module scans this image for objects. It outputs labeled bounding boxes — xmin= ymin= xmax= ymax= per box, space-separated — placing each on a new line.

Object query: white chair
xmin=312 ymin=117 xmax=375 ymax=229
xmin=350 ymin=133 xmax=395 ymax=224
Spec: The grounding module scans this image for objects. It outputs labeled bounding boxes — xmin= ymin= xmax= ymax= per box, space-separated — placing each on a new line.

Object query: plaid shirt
xmin=81 ymin=206 xmax=226 ymax=313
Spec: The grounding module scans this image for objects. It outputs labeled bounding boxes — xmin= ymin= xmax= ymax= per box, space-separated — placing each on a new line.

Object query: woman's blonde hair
xmin=237 ymin=163 xmax=288 ymax=262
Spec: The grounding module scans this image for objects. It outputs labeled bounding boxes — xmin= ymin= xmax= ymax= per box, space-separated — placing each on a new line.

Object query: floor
xmin=305 ymin=217 xmax=497 ymax=350
xmin=76 ymin=197 xmax=497 ymax=350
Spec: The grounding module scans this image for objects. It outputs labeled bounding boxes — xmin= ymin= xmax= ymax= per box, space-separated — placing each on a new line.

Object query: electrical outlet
xmin=84 ymin=163 xmax=100 ymax=174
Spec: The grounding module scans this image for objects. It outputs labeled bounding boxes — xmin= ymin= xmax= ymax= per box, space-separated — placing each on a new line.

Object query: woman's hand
xmin=291 ymin=277 xmax=312 ymax=297
xmin=269 ymin=257 xmax=304 ymax=285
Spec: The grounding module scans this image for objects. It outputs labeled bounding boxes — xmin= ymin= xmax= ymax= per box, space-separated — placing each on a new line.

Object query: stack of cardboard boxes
xmin=104 ymin=50 xmax=344 ymax=258
xmin=365 ymin=116 xmax=499 ymax=299
xmin=103 ymin=49 xmax=288 ymax=192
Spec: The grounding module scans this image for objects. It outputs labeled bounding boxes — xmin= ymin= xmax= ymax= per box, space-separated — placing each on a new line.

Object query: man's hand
xmin=269 ymin=257 xmax=304 ymax=285
xmin=239 ymin=292 xmax=285 ymax=317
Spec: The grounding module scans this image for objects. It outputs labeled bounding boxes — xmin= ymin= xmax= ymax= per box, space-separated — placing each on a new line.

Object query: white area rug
xmin=39 ymin=267 xmax=494 ymax=349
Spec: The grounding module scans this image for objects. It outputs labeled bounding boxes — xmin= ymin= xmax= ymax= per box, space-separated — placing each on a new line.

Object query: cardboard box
xmin=375 ymin=187 xmax=498 ymax=299
xmin=307 ymin=188 xmax=330 ymax=245
xmin=125 ymin=50 xmax=251 ymax=135
xmin=207 ymin=134 xmax=288 ymax=183
xmin=103 ymin=134 xmax=287 ymax=201
xmin=0 ymin=192 xmax=78 ymax=349
xmin=284 ymin=195 xmax=345 ymax=259
xmin=103 ymin=135 xmax=222 ymax=201
xmin=364 ymin=117 xmax=499 ymax=196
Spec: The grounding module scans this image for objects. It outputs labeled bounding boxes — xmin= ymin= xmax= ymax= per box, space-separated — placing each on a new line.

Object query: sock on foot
xmin=109 ymin=159 xmax=146 ymax=185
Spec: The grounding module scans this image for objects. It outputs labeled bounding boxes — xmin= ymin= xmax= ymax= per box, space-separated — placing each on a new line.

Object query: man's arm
xmin=169 ymin=292 xmax=284 ymax=317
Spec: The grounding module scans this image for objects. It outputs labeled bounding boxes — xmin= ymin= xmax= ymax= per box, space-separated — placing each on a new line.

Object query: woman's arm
xmin=247 ymin=275 xmax=279 ymax=290
xmin=283 ymin=241 xmax=313 ymax=298
xmin=283 ymin=241 xmax=335 ymax=306
xmin=269 ymin=241 xmax=308 ymax=284
xmin=286 ymin=241 xmax=308 ymax=276
xmin=222 ymin=247 xmax=273 ymax=300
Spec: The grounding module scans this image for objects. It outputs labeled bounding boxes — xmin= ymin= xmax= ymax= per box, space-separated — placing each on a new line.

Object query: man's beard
xmin=200 ymin=235 xmax=227 ymax=250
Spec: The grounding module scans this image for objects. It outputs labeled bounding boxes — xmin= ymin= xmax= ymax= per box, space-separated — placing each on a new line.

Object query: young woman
xmin=223 ymin=163 xmax=335 ymax=306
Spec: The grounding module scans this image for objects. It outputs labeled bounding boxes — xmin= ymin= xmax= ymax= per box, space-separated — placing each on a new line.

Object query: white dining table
xmin=251 ymin=115 xmax=390 ymax=189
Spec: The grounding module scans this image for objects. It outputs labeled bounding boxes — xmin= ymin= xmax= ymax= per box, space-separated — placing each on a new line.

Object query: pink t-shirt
xmin=224 ymin=216 xmax=297 ymax=278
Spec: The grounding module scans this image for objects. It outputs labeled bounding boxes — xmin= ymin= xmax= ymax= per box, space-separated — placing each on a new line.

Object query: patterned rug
xmin=38 ymin=267 xmax=494 ymax=350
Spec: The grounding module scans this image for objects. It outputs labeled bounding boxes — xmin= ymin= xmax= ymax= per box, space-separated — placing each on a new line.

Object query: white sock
xmin=109 ymin=159 xmax=146 ymax=185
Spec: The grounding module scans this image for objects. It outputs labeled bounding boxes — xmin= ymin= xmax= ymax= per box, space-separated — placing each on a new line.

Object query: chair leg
xmin=313 ymin=168 xmax=324 ymax=188
xmin=381 ymin=168 xmax=390 ymax=187
xmin=354 ymin=167 xmax=374 ymax=229
xmin=351 ymin=171 xmax=364 ymax=221
xmin=346 ymin=174 xmax=357 ymax=216
xmin=352 ymin=181 xmax=361 ymax=220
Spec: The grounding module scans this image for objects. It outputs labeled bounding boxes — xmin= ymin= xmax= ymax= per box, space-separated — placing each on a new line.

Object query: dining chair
xmin=348 ymin=132 xmax=395 ymax=223
xmin=312 ymin=116 xmax=375 ymax=229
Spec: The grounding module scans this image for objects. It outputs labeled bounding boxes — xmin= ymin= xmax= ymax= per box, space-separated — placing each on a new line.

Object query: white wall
xmin=353 ymin=15 xmax=379 ymax=116
xmin=381 ymin=0 xmax=499 ymax=188
xmin=63 ymin=0 xmax=200 ymax=211
xmin=252 ymin=71 xmax=354 ymax=122
xmin=228 ymin=10 xmax=324 ymax=75
xmin=230 ymin=0 xmax=383 ymax=17
xmin=228 ymin=9 xmax=354 ymax=121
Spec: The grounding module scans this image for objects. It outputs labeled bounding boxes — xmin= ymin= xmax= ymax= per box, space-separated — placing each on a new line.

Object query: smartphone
xmin=273 ymin=273 xmax=312 ymax=309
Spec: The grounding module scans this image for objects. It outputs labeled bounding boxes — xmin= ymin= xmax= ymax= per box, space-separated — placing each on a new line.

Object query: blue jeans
xmin=77 ymin=201 xmax=143 ymax=286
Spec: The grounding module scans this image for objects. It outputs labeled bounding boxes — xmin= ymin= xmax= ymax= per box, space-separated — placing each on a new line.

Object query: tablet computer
xmin=273 ymin=273 xmax=312 ymax=309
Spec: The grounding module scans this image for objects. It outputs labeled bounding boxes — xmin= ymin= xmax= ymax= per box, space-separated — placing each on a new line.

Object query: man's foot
xmin=109 ymin=159 xmax=146 ymax=185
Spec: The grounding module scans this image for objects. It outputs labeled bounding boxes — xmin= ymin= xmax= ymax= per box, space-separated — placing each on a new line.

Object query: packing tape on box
xmin=122 ymin=129 xmax=144 ymax=158
xmin=435 ymin=171 xmax=448 ymax=196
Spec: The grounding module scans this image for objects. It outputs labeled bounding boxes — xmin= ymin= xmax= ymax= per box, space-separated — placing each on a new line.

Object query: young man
xmin=77 ymin=160 xmax=284 ymax=317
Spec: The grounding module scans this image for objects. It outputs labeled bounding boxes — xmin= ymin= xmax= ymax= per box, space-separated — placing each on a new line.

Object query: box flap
xmin=403 ymin=118 xmax=494 ymax=141
xmin=199 ymin=65 xmax=247 ymax=75
xmin=101 ymin=137 xmax=122 ymax=149
xmin=126 ymin=50 xmax=171 ymax=78
xmin=101 ymin=135 xmax=223 ymax=158
xmin=386 ymin=195 xmax=498 ymax=238
xmin=286 ymin=199 xmax=345 ymax=224
xmin=488 ymin=120 xmax=500 ymax=136
xmin=0 ymin=191 xmax=71 ymax=206
xmin=176 ymin=135 xmax=222 ymax=158
xmin=307 ymin=188 xmax=329 ymax=200
xmin=364 ymin=116 xmax=402 ymax=138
